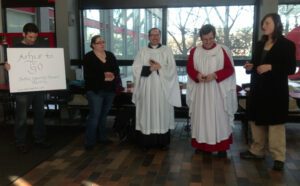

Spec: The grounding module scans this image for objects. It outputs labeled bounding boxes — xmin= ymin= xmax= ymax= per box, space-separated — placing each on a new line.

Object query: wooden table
xmin=238 ymin=81 xmax=300 ymax=144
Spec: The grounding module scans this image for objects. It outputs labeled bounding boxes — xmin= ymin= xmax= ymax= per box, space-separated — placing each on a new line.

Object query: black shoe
xmin=98 ymin=139 xmax=113 ymax=145
xmin=85 ymin=145 xmax=94 ymax=151
xmin=217 ymin=151 xmax=227 ymax=158
xmin=240 ymin=150 xmax=264 ymax=159
xmin=141 ymin=146 xmax=149 ymax=152
xmin=195 ymin=149 xmax=202 ymax=154
xmin=203 ymin=151 xmax=212 ymax=156
xmin=159 ymin=145 xmax=169 ymax=150
xmin=273 ymin=160 xmax=284 ymax=171
xmin=34 ymin=141 xmax=51 ymax=149
xmin=16 ymin=144 xmax=28 ymax=153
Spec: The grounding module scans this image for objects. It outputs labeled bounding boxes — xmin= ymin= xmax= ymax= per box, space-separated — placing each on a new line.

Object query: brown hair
xmin=148 ymin=28 xmax=161 ymax=36
xmin=260 ymin=13 xmax=283 ymax=42
xmin=90 ymin=35 xmax=101 ymax=49
xmin=199 ymin=24 xmax=216 ymax=38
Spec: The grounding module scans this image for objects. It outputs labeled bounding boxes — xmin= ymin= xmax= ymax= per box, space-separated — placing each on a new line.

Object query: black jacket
xmin=83 ymin=50 xmax=120 ymax=93
xmin=247 ymin=36 xmax=296 ymax=125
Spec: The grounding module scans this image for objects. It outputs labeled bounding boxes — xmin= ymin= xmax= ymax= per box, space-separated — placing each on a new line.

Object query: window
xmin=3 ymin=7 xmax=56 ymax=49
xmin=168 ymin=6 xmax=254 ymax=84
xmin=6 ymin=8 xmax=36 ymax=32
xmin=82 ymin=6 xmax=254 ymax=85
xmin=167 ymin=6 xmax=254 ymax=60
xmin=83 ymin=9 xmax=162 ymax=84
xmin=6 ymin=7 xmax=55 ymax=33
xmin=278 ymin=4 xmax=300 ymax=61
xmin=82 ymin=9 xmax=162 ymax=59
xmin=278 ymin=4 xmax=300 ymax=34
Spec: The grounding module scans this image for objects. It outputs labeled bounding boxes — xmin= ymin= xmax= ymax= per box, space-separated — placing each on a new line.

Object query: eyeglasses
xmin=94 ymin=41 xmax=105 ymax=45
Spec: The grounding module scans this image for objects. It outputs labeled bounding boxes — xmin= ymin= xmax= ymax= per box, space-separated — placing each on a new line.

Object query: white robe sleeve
xmin=158 ymin=47 xmax=182 ymax=107
xmin=132 ymin=49 xmax=144 ymax=104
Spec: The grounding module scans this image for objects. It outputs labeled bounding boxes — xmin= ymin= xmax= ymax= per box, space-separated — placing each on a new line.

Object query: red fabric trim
xmin=191 ymin=134 xmax=233 ymax=152
xmin=84 ymin=18 xmax=103 ymax=29
xmin=215 ymin=48 xmax=234 ymax=83
xmin=13 ymin=8 xmax=36 ymax=14
xmin=48 ymin=8 xmax=54 ymax=18
xmin=186 ymin=47 xmax=199 ymax=82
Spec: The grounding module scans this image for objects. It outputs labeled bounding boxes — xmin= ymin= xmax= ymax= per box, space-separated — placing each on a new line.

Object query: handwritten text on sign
xmin=7 ymin=48 xmax=66 ymax=93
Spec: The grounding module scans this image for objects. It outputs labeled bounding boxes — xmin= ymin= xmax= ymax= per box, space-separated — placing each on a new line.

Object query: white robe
xmin=186 ymin=44 xmax=237 ymax=145
xmin=132 ymin=46 xmax=182 ymax=135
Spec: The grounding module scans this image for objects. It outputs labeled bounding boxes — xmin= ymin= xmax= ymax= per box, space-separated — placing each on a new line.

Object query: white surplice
xmin=132 ymin=46 xmax=182 ymax=135
xmin=186 ymin=44 xmax=237 ymax=145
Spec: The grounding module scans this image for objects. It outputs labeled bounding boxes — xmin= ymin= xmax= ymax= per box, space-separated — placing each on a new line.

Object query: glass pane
xmin=6 ymin=7 xmax=55 ymax=33
xmin=278 ymin=4 xmax=300 ymax=61
xmin=83 ymin=9 xmax=163 ymax=59
xmin=6 ymin=8 xmax=35 ymax=32
xmin=84 ymin=27 xmax=100 ymax=52
xmin=278 ymin=4 xmax=300 ymax=34
xmin=167 ymin=6 xmax=254 ymax=60
xmin=86 ymin=9 xmax=100 ymax=21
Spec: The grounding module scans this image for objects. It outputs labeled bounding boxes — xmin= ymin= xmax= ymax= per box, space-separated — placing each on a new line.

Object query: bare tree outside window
xmin=279 ymin=4 xmax=300 ymax=34
xmin=82 ymin=6 xmax=255 ymax=85
xmin=167 ymin=6 xmax=254 ymax=60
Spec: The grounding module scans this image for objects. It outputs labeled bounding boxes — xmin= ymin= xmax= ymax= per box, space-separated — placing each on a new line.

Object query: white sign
xmin=7 ymin=48 xmax=66 ymax=93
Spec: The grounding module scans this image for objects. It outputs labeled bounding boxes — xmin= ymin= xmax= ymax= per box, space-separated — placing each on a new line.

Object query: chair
xmin=174 ymin=91 xmax=190 ymax=132
xmin=45 ymin=90 xmax=72 ymax=118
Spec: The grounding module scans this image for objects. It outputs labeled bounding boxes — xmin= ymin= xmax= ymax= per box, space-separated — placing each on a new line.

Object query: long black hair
xmin=261 ymin=13 xmax=283 ymax=42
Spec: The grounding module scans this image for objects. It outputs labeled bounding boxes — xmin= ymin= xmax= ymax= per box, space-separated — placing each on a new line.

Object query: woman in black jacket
xmin=240 ymin=13 xmax=296 ymax=171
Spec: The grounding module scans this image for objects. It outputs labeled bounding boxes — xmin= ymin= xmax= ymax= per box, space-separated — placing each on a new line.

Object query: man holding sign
xmin=4 ymin=23 xmax=50 ymax=153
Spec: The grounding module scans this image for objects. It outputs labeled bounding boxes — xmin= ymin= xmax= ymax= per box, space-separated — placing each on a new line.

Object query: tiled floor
xmin=5 ymin=119 xmax=300 ymax=186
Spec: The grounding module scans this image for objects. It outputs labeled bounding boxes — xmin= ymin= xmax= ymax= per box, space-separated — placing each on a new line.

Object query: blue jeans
xmin=14 ymin=93 xmax=46 ymax=145
xmin=85 ymin=90 xmax=115 ymax=147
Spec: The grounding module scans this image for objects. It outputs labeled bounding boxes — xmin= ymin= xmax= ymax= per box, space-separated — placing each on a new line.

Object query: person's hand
xmin=257 ymin=64 xmax=271 ymax=75
xmin=104 ymin=72 xmax=115 ymax=81
xmin=204 ymin=73 xmax=217 ymax=82
xmin=4 ymin=63 xmax=10 ymax=71
xmin=149 ymin=59 xmax=161 ymax=71
xmin=197 ymin=73 xmax=206 ymax=82
xmin=244 ymin=61 xmax=253 ymax=71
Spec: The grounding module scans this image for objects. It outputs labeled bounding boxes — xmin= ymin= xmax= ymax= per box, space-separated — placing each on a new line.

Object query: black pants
xmin=137 ymin=130 xmax=170 ymax=148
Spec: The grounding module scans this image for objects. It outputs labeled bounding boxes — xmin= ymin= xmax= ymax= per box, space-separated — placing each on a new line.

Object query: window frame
xmin=79 ymin=5 xmax=259 ymax=67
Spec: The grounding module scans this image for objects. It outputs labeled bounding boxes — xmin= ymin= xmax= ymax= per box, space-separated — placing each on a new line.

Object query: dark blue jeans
xmin=85 ymin=90 xmax=115 ymax=147
xmin=14 ymin=93 xmax=46 ymax=145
